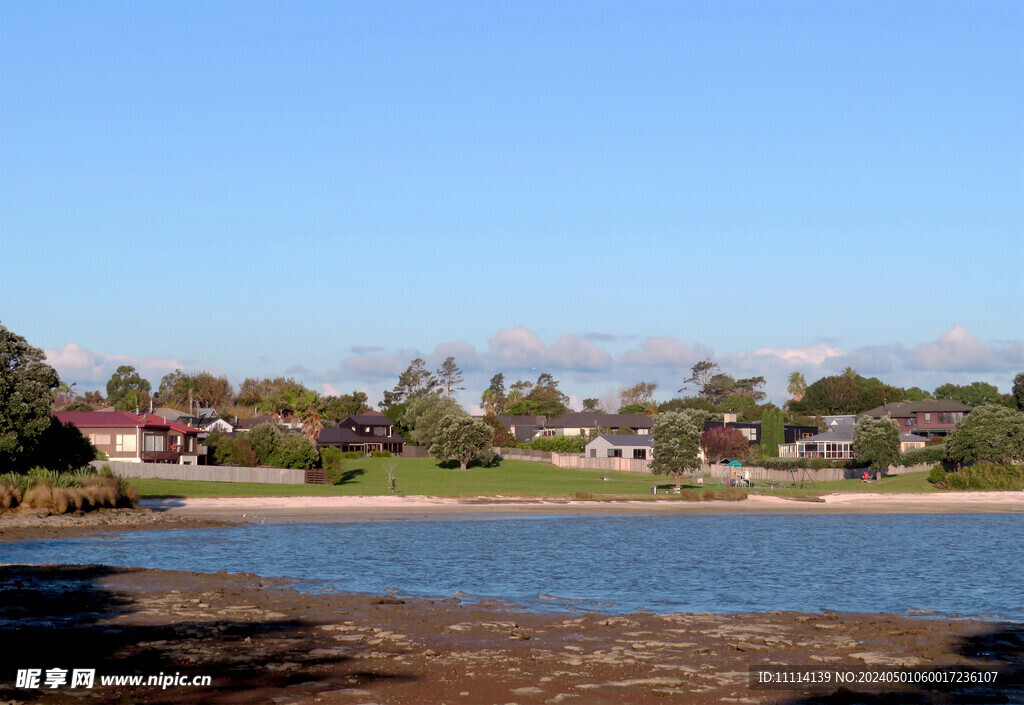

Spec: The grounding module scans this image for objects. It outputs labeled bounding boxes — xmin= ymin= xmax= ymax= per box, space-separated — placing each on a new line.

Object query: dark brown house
xmin=317 ymin=412 xmax=405 ymax=454
xmin=861 ymin=401 xmax=972 ymax=438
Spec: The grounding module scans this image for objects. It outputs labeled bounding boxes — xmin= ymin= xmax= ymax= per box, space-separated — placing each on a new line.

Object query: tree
xmin=0 ymin=324 xmax=60 ymax=471
xmin=934 ymin=381 xmax=1014 ymax=408
xmin=481 ymin=374 xmax=508 ymax=415
xmin=760 ymin=407 xmax=785 ymax=458
xmin=401 ymin=394 xmax=466 ymax=447
xmin=300 ymin=392 xmax=324 ymax=443
xmin=582 ymin=398 xmax=601 ymax=412
xmin=380 ymin=358 xmax=438 ymax=409
xmin=429 ymin=413 xmax=494 ymax=470
xmin=106 ymin=365 xmax=152 ymax=411
xmin=270 ymin=433 xmax=320 ymax=470
xmin=321 ymin=391 xmax=371 ymax=422
xmin=1012 ymin=373 xmax=1024 ymax=411
xmin=205 ymin=432 xmax=258 ymax=467
xmin=853 ymin=416 xmax=900 ymax=475
xmin=480 ymin=414 xmax=518 ymax=448
xmin=650 ymin=410 xmax=710 ymax=491
xmin=701 ymin=426 xmax=750 ymax=464
xmin=247 ymin=423 xmax=288 ymax=464
xmin=505 ymin=373 xmax=570 ymax=417
xmin=945 ymin=405 xmax=1024 ymax=466
xmin=787 ymin=372 xmax=807 ymax=402
xmin=437 ymin=356 xmax=465 ymax=397
xmin=679 ymin=359 xmax=720 ymax=397
xmin=789 ymin=375 xmax=862 ymax=415
xmin=619 ymin=380 xmax=658 ymax=410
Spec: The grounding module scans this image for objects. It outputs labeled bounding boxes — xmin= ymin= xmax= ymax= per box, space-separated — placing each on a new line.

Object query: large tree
xmin=380 ymin=358 xmax=438 ymax=409
xmin=0 ymin=324 xmax=60 ymax=471
xmin=401 ymin=394 xmax=466 ymax=447
xmin=701 ymin=426 xmax=750 ymax=464
xmin=619 ymin=380 xmax=658 ymax=410
xmin=436 ymin=356 xmax=465 ymax=397
xmin=945 ymin=405 xmax=1024 ymax=466
xmin=481 ymin=373 xmax=508 ymax=415
xmin=1014 ymin=373 xmax=1024 ymax=411
xmin=679 ymin=359 xmax=720 ymax=397
xmin=934 ymin=381 xmax=1014 ymax=408
xmin=505 ymin=373 xmax=570 ymax=417
xmin=106 ymin=365 xmax=152 ymax=411
xmin=320 ymin=391 xmax=371 ymax=421
xmin=429 ymin=413 xmax=494 ymax=470
xmin=853 ymin=417 xmax=900 ymax=476
xmin=650 ymin=410 xmax=710 ymax=491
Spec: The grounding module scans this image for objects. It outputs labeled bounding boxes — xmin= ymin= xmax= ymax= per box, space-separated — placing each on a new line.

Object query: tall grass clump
xmin=0 ymin=466 xmax=139 ymax=515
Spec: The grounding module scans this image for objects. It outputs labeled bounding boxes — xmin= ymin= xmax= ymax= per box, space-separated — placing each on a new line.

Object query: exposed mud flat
xmin=0 ymin=509 xmax=234 ymax=543
xmin=1 ymin=565 xmax=1020 ymax=704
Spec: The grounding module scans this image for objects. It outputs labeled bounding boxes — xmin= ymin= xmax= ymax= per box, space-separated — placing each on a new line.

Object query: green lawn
xmin=128 ymin=458 xmax=940 ymax=499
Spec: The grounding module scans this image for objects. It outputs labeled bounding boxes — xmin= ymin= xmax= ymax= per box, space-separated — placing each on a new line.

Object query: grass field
xmin=127 ymin=458 xmax=938 ymax=499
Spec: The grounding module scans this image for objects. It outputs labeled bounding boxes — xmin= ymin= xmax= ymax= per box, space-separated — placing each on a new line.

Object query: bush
xmin=718 ymin=488 xmax=748 ymax=501
xmin=899 ymin=444 xmax=947 ymax=467
xmin=0 ymin=468 xmax=138 ymax=514
xmin=528 ymin=436 xmax=586 ymax=453
xmin=927 ymin=465 xmax=947 ymax=486
xmin=343 ymin=452 xmax=362 ymax=459
xmin=370 ymin=450 xmax=392 ymax=458
xmin=702 ymin=489 xmax=715 ymax=501
xmin=680 ymin=489 xmax=702 ymax=501
xmin=940 ymin=463 xmax=1024 ymax=491
xmin=574 ymin=491 xmax=594 ymax=500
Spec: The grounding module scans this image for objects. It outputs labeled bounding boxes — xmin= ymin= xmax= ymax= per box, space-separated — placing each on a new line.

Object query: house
xmin=702 ymin=414 xmax=818 ymax=445
xmin=55 ymin=411 xmax=202 ymax=464
xmin=584 ymin=434 xmax=654 ymax=460
xmin=791 ymin=421 xmax=928 ymax=460
xmin=493 ymin=415 xmax=549 ymax=444
xmin=542 ymin=413 xmax=654 ymax=438
xmin=317 ymin=412 xmax=405 ymax=454
xmin=178 ymin=415 xmax=236 ymax=435
xmin=236 ymin=414 xmax=303 ymax=432
xmin=860 ymin=401 xmax=971 ymax=439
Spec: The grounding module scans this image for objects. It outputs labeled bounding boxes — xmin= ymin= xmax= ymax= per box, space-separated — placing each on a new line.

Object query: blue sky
xmin=2 ymin=1 xmax=1022 ymax=409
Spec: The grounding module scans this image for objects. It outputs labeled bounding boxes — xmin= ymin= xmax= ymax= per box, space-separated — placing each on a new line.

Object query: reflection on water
xmin=5 ymin=514 xmax=1023 ymax=619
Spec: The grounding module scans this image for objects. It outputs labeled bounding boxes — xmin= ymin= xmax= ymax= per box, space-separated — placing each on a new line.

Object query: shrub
xmin=370 ymin=450 xmax=392 ymax=458
xmin=899 ymin=444 xmax=947 ymax=467
xmin=343 ymin=452 xmax=362 ymax=459
xmin=941 ymin=463 xmax=1024 ymax=491
xmin=680 ymin=489 xmax=702 ymax=501
xmin=927 ymin=464 xmax=947 ymax=486
xmin=718 ymin=488 xmax=748 ymax=501
xmin=808 ymin=457 xmax=833 ymax=470
xmin=528 ymin=436 xmax=586 ymax=453
xmin=574 ymin=490 xmax=594 ymax=500
xmin=702 ymin=489 xmax=716 ymax=501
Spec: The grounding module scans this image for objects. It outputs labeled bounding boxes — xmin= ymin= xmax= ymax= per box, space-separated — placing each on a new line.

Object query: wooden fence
xmin=94 ymin=460 xmax=306 ymax=484
xmin=492 ymin=449 xmax=933 ymax=483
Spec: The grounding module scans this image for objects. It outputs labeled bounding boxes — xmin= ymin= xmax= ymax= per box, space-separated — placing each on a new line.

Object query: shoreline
xmin=138 ymin=490 xmax=1024 ymax=520
xmin=2 ymin=563 xmax=1020 ymax=704
xmin=2 ymin=490 xmax=1022 ymax=542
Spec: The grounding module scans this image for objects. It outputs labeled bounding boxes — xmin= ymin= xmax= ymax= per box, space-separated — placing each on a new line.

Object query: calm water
xmin=4 ymin=514 xmax=1022 ymax=620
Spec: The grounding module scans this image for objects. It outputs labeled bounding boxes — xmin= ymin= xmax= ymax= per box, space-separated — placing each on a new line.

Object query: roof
xmin=151 ymin=407 xmax=188 ymax=421
xmin=798 ymin=427 xmax=931 ymax=445
xmin=494 ymin=416 xmax=548 ymax=443
xmin=547 ymin=413 xmax=654 ymax=429
xmin=54 ymin=411 xmax=200 ymax=435
xmin=318 ymin=427 xmax=405 ymax=445
xmin=587 ymin=434 xmax=654 ymax=447
xmin=345 ymin=414 xmax=393 ymax=426
xmin=861 ymin=401 xmax=972 ymax=417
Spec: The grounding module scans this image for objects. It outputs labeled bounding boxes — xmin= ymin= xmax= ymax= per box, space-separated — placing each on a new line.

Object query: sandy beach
xmin=135 ymin=490 xmax=1024 ymax=521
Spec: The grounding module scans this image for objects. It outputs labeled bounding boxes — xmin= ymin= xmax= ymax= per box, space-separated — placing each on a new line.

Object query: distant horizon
xmin=3 ymin=2 xmax=1021 ymax=411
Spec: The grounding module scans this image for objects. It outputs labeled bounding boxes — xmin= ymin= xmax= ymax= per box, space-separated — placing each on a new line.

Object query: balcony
xmin=141 ymin=450 xmax=183 ymax=463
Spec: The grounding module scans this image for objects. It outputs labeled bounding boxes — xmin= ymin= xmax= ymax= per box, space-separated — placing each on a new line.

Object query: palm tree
xmin=300 ymin=391 xmax=324 ymax=443
xmin=481 ymin=388 xmax=497 ymax=415
xmin=787 ymin=372 xmax=807 ymax=402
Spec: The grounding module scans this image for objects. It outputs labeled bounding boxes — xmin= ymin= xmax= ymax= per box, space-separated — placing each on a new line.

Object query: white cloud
xmin=753 ymin=343 xmax=845 ymax=366
xmin=44 ymin=342 xmax=191 ymax=390
xmin=909 ymin=325 xmax=1024 ymax=372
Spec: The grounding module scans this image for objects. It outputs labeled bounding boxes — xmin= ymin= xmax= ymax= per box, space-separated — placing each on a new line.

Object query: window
xmin=90 ymin=434 xmax=111 ymax=446
xmin=633 ymin=449 xmax=647 ymax=460
xmin=924 ymin=413 xmax=931 ymax=423
xmin=115 ymin=434 xmax=137 ymax=452
xmin=373 ymin=426 xmax=385 ymax=436
xmin=589 ymin=449 xmax=596 ymax=458
xmin=905 ymin=418 xmax=912 ymax=426
xmin=607 ymin=449 xmax=622 ymax=458
xmin=144 ymin=434 xmax=165 ymax=452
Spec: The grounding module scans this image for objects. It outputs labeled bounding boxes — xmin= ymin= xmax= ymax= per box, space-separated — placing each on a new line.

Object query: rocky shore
xmin=0 ymin=508 xmax=234 ymax=543
xmin=2 ymin=564 xmax=1020 ymax=705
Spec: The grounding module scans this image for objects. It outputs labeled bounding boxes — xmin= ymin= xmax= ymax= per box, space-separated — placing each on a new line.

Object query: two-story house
xmin=55 ymin=411 xmax=202 ymax=464
xmin=860 ymin=401 xmax=972 ymax=439
xmin=317 ymin=412 xmax=405 ymax=454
